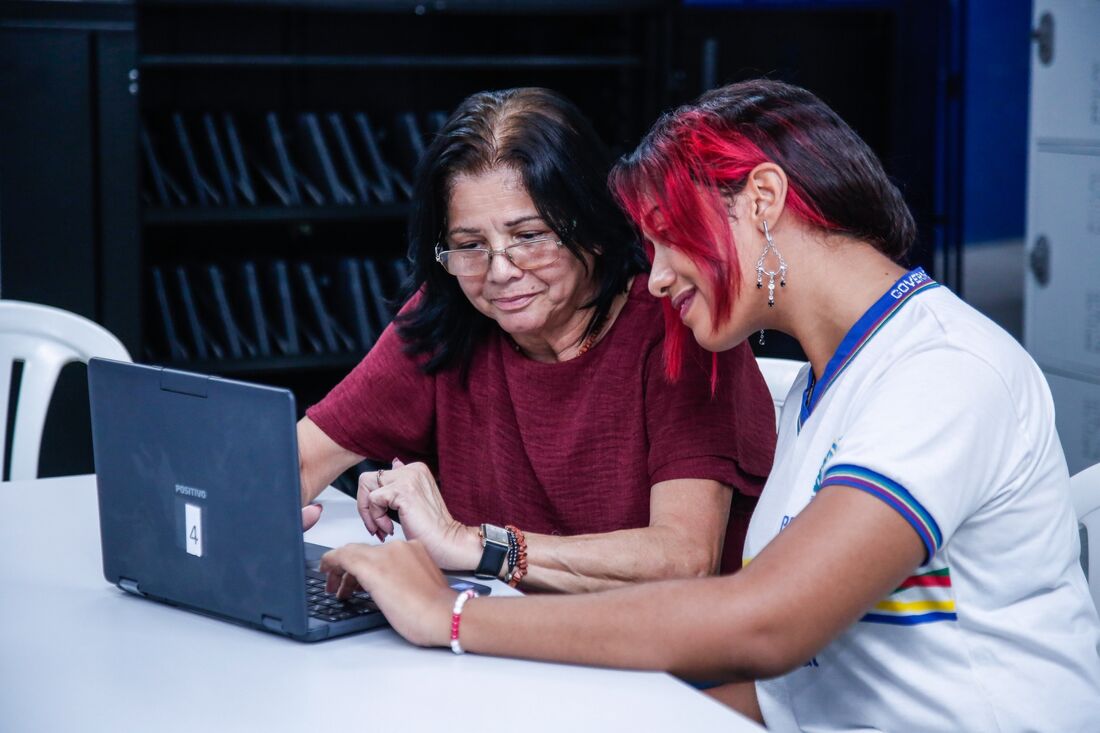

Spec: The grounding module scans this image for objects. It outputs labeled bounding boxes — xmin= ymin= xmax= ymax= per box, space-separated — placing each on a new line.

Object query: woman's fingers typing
xmin=320 ymin=541 xmax=456 ymax=647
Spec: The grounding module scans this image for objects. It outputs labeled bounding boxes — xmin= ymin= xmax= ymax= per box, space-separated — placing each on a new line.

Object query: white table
xmin=0 ymin=474 xmax=762 ymax=732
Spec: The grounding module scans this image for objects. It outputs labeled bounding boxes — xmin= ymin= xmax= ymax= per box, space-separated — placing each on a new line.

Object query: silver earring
xmin=755 ymin=220 xmax=788 ymax=308
xmin=759 ymin=329 xmax=766 ymax=345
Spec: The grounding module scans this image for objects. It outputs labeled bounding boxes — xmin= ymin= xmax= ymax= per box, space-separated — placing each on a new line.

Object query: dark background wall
xmin=0 ymin=0 xmax=1033 ymax=478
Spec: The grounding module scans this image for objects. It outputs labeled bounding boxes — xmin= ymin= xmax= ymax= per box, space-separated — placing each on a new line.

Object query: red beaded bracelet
xmin=450 ymin=589 xmax=478 ymax=654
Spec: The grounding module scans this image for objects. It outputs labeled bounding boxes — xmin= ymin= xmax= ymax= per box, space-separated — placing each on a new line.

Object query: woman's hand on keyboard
xmin=320 ymin=540 xmax=455 ymax=648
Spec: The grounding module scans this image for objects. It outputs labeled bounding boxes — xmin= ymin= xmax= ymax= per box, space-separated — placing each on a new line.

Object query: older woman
xmin=297 ymin=87 xmax=775 ymax=592
xmin=318 ymin=80 xmax=1100 ymax=731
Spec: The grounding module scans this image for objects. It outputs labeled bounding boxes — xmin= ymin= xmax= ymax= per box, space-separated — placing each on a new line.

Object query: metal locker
xmin=1029 ymin=0 xmax=1100 ymax=143
xmin=1024 ymin=149 xmax=1100 ymax=378
xmin=1025 ymin=0 xmax=1100 ymax=474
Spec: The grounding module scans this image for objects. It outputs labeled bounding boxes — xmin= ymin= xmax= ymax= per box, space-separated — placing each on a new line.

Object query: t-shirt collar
xmin=798 ymin=267 xmax=939 ymax=430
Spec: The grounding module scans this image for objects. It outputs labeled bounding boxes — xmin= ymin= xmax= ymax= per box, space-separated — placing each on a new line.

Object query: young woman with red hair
xmin=317 ymin=80 xmax=1100 ymax=731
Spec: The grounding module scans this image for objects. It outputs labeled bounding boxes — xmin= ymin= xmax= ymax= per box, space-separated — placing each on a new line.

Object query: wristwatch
xmin=474 ymin=523 xmax=509 ymax=579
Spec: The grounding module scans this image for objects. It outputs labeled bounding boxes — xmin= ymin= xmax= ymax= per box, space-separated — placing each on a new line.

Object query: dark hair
xmin=396 ymin=87 xmax=646 ymax=375
xmin=610 ymin=79 xmax=917 ymax=378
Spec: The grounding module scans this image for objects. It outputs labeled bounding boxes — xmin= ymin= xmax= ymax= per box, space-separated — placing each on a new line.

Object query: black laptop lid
xmin=89 ymin=358 xmax=309 ymax=635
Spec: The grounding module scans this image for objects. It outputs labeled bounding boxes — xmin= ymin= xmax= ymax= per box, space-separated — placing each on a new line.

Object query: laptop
xmin=88 ymin=358 xmax=489 ymax=642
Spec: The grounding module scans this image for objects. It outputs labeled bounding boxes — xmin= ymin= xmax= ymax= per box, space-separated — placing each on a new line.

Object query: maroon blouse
xmin=307 ymin=275 xmax=776 ymax=572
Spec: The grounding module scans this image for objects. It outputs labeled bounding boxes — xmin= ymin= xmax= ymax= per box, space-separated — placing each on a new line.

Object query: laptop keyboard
xmin=305 ymin=572 xmax=380 ymax=622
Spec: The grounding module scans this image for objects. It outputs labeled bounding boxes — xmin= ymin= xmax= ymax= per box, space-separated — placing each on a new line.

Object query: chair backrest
xmin=1071 ymin=462 xmax=1100 ymax=612
xmin=0 ymin=300 xmax=131 ymax=480
xmin=756 ymin=357 xmax=808 ymax=427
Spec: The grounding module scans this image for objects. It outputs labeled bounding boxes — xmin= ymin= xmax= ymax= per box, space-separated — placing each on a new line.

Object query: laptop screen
xmin=89 ymin=359 xmax=310 ymax=635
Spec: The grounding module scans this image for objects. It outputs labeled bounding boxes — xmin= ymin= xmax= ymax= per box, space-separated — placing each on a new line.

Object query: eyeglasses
xmin=435 ymin=236 xmax=564 ymax=277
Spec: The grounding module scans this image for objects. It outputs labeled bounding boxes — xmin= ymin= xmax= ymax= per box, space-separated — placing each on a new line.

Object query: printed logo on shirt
xmin=889 ymin=269 xmax=931 ymax=300
xmin=812 ymin=441 xmax=840 ymax=494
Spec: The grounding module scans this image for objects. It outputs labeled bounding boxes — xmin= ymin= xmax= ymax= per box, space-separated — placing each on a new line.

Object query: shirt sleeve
xmin=644 ymin=338 xmax=777 ymax=495
xmin=305 ymin=299 xmax=436 ymax=464
xmin=817 ymin=349 xmax=1024 ymax=562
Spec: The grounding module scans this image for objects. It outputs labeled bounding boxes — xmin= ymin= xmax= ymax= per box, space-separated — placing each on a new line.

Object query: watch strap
xmin=474 ymin=524 xmax=509 ymax=579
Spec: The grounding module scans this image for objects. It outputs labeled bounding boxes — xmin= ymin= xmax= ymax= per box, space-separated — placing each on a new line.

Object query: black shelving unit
xmin=143 ymin=203 xmax=411 ymax=226
xmin=139 ymin=53 xmax=644 ymax=69
xmin=130 ymin=0 xmax=666 ymax=408
xmin=1 ymin=0 xmax=962 ymax=475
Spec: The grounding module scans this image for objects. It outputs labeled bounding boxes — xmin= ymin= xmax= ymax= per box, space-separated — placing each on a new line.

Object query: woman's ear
xmin=746 ymin=163 xmax=789 ymax=229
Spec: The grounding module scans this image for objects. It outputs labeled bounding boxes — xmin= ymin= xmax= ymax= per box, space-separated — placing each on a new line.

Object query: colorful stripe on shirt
xmin=799 ymin=268 xmax=939 ymax=430
xmin=817 ymin=463 xmax=942 ymax=562
xmin=736 ymin=563 xmax=957 ymax=625
xmin=862 ymin=567 xmax=957 ymax=625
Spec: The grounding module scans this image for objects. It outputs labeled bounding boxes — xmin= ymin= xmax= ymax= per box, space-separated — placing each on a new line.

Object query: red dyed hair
xmin=611 ymin=80 xmax=915 ymax=381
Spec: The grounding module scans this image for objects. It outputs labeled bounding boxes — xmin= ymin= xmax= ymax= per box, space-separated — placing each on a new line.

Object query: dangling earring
xmin=755 ymin=220 xmax=788 ymax=308
xmin=759 ymin=329 xmax=766 ymax=346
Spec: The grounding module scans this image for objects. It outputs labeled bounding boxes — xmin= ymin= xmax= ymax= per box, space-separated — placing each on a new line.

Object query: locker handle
xmin=1032 ymin=12 xmax=1054 ymax=67
xmin=1030 ymin=235 xmax=1051 ymax=287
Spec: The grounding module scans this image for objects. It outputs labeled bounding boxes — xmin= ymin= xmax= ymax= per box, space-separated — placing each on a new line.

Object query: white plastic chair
xmin=756 ymin=357 xmax=808 ymax=426
xmin=0 ymin=300 xmax=131 ymax=481
xmin=1071 ymin=462 xmax=1100 ymax=612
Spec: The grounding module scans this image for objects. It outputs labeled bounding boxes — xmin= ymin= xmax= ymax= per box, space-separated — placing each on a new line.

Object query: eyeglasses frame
xmin=434 ymin=236 xmax=566 ymax=276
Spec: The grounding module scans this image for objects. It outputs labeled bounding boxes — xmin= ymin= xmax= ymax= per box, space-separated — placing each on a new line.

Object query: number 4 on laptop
xmin=185 ymin=503 xmax=203 ymax=557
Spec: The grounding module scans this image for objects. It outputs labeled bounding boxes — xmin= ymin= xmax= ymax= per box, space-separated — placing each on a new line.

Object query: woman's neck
xmin=772 ymin=239 xmax=907 ymax=380
xmin=511 ymin=279 xmax=632 ymax=363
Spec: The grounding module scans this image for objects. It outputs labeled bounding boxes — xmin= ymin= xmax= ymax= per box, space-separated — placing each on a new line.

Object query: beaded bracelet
xmin=505 ymin=527 xmax=518 ymax=578
xmin=504 ymin=524 xmax=527 ymax=588
xmin=450 ymin=589 xmax=478 ymax=654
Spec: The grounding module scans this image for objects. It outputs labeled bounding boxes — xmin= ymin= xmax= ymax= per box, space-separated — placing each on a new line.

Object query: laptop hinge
xmin=261 ymin=615 xmax=284 ymax=632
xmin=118 ymin=578 xmax=144 ymax=596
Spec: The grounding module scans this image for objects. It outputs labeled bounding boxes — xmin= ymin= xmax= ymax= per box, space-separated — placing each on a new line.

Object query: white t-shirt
xmin=747 ymin=268 xmax=1100 ymax=732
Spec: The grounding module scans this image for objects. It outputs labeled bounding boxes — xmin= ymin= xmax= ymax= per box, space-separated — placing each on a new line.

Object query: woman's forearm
xmin=297 ymin=417 xmax=363 ymax=504
xmin=459 ymin=573 xmax=769 ymax=680
xmin=322 ymin=487 xmax=925 ymax=693
xmin=518 ymin=523 xmax=721 ymax=593
xmin=457 ymin=488 xmax=926 ymax=681
xmin=510 ymin=478 xmax=731 ymax=593
xmin=355 ymin=469 xmax=733 ymax=590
